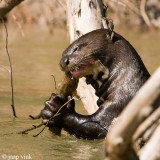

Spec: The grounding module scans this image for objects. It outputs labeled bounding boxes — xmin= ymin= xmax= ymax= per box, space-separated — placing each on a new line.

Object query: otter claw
xmin=42 ymin=119 xmax=49 ymax=125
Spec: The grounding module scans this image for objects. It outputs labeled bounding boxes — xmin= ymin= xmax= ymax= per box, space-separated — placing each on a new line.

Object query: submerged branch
xmin=29 ymin=113 xmax=41 ymax=120
xmin=17 ymin=123 xmax=44 ymax=134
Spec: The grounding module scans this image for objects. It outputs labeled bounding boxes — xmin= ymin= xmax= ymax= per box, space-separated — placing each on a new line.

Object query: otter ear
xmin=110 ymin=31 xmax=115 ymax=41
xmin=106 ymin=31 xmax=115 ymax=42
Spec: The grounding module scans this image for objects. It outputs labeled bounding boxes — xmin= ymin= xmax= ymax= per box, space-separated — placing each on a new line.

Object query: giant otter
xmin=41 ymin=29 xmax=150 ymax=139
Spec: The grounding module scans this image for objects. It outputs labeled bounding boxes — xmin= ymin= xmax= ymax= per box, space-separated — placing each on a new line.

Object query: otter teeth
xmin=74 ymin=67 xmax=78 ymax=72
xmin=73 ymin=65 xmax=81 ymax=72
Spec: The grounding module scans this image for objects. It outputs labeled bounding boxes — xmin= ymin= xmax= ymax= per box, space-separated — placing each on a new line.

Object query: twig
xmin=17 ymin=123 xmax=44 ymax=134
xmin=2 ymin=18 xmax=17 ymax=118
xmin=33 ymin=97 xmax=77 ymax=137
xmin=28 ymin=74 xmax=58 ymax=120
xmin=34 ymin=96 xmax=81 ymax=137
xmin=33 ymin=125 xmax=47 ymax=137
xmin=17 ymin=96 xmax=80 ymax=137
xmin=29 ymin=113 xmax=41 ymax=120
xmin=33 ymin=113 xmax=62 ymax=137
xmin=51 ymin=74 xmax=57 ymax=91
xmin=0 ymin=65 xmax=10 ymax=72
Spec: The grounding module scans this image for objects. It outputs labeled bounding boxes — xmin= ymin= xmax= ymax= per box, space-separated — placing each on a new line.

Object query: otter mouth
xmin=62 ymin=58 xmax=109 ymax=80
xmin=70 ymin=59 xmax=95 ymax=78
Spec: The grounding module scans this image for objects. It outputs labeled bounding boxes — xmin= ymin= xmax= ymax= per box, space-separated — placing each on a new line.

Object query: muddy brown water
xmin=0 ymin=26 xmax=159 ymax=160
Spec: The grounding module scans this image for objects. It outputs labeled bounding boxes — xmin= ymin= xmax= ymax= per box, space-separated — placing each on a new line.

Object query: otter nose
xmin=64 ymin=58 xmax=69 ymax=66
xmin=60 ymin=57 xmax=70 ymax=70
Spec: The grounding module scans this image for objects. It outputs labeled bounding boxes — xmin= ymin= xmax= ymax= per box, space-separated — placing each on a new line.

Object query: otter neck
xmin=85 ymin=55 xmax=148 ymax=107
xmin=85 ymin=58 xmax=114 ymax=106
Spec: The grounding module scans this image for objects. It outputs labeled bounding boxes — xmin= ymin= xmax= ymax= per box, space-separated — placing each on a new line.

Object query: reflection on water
xmin=0 ymin=26 xmax=160 ymax=160
xmin=0 ymin=120 xmax=104 ymax=160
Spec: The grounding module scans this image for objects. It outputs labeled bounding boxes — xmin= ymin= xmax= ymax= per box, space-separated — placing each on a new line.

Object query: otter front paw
xmin=41 ymin=93 xmax=75 ymax=127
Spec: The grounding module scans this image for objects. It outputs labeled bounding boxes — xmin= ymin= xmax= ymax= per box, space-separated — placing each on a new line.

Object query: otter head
xmin=59 ymin=29 xmax=114 ymax=79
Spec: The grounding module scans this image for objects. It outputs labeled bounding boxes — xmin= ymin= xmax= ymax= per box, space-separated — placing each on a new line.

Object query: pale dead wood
xmin=0 ymin=0 xmax=25 ymax=17
xmin=105 ymin=67 xmax=160 ymax=160
xmin=77 ymin=78 xmax=98 ymax=114
xmin=139 ymin=125 xmax=160 ymax=160
xmin=110 ymin=0 xmax=155 ymax=29
xmin=55 ymin=0 xmax=66 ymax=10
xmin=133 ymin=107 xmax=160 ymax=142
xmin=12 ymin=14 xmax=25 ymax=37
xmin=66 ymin=0 xmax=109 ymax=114
xmin=110 ymin=0 xmax=139 ymax=15
xmin=140 ymin=0 xmax=153 ymax=28
xmin=141 ymin=121 xmax=159 ymax=145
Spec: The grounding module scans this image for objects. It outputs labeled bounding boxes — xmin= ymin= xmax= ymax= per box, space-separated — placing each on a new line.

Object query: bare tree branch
xmin=0 ymin=0 xmax=25 ymax=17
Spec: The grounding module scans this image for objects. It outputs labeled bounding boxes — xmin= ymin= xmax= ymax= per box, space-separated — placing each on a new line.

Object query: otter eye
xmin=72 ymin=46 xmax=78 ymax=53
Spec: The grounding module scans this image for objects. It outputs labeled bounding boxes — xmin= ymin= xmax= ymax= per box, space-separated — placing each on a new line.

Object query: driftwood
xmin=105 ymin=67 xmax=160 ymax=160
